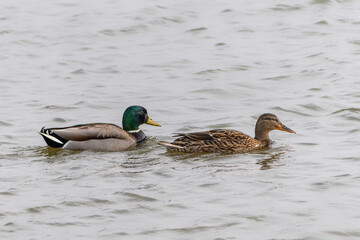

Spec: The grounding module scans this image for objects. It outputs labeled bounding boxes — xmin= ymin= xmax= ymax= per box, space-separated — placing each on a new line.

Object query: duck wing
xmin=162 ymin=129 xmax=260 ymax=153
xmin=46 ymin=123 xmax=131 ymax=141
xmin=173 ymin=131 xmax=216 ymax=141
xmin=39 ymin=123 xmax=134 ymax=149
xmin=174 ymin=129 xmax=251 ymax=141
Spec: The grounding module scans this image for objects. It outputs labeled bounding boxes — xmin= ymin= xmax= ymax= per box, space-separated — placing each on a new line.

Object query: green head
xmin=122 ymin=105 xmax=161 ymax=131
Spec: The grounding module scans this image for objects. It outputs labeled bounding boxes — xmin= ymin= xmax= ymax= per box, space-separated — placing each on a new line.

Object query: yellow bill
xmin=146 ymin=117 xmax=161 ymax=127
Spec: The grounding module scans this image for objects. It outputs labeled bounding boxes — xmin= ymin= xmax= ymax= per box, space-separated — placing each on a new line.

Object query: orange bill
xmin=279 ymin=124 xmax=296 ymax=134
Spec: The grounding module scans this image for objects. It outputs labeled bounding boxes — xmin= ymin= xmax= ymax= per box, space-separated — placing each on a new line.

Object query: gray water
xmin=1 ymin=0 xmax=360 ymax=239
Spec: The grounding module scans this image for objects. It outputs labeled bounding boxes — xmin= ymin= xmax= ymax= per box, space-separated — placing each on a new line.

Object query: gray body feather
xmin=64 ymin=138 xmax=136 ymax=151
xmin=40 ymin=123 xmax=139 ymax=151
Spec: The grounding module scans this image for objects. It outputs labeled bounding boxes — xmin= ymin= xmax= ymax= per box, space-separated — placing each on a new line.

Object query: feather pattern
xmin=48 ymin=123 xmax=133 ymax=141
xmin=160 ymin=129 xmax=266 ymax=153
xmin=38 ymin=105 xmax=161 ymax=151
xmin=158 ymin=113 xmax=295 ymax=154
xmin=39 ymin=123 xmax=137 ymax=151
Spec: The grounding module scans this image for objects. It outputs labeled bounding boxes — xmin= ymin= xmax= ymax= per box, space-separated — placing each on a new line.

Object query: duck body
xmin=39 ymin=106 xmax=161 ymax=152
xmin=158 ymin=113 xmax=295 ymax=154
xmin=159 ymin=129 xmax=268 ymax=154
xmin=39 ymin=123 xmax=139 ymax=151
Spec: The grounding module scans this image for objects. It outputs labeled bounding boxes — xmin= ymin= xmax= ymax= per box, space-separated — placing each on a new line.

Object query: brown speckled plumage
xmin=158 ymin=113 xmax=295 ymax=154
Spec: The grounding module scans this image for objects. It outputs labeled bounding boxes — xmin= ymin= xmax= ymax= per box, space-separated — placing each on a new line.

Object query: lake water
xmin=1 ymin=0 xmax=360 ymax=239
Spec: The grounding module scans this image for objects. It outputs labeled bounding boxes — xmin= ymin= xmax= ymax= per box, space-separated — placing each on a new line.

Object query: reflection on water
xmin=34 ymin=146 xmax=71 ymax=158
xmin=32 ymin=146 xmax=82 ymax=163
xmin=257 ymin=151 xmax=285 ymax=170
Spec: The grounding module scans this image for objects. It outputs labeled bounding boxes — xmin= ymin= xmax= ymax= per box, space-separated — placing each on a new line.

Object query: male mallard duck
xmin=158 ymin=113 xmax=295 ymax=154
xmin=39 ymin=105 xmax=161 ymax=151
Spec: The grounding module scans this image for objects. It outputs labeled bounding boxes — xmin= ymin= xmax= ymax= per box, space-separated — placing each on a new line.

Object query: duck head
xmin=254 ymin=113 xmax=295 ymax=140
xmin=122 ymin=105 xmax=161 ymax=132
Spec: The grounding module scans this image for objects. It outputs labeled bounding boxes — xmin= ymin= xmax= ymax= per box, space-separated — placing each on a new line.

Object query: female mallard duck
xmin=39 ymin=105 xmax=161 ymax=151
xmin=158 ymin=113 xmax=295 ymax=154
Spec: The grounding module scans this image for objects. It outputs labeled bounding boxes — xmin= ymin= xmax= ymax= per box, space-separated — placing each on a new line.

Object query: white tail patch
xmin=158 ymin=141 xmax=184 ymax=149
xmin=38 ymin=131 xmax=64 ymax=144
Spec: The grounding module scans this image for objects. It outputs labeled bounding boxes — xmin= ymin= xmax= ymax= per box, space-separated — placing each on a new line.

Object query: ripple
xmin=0 ymin=120 xmax=12 ymax=126
xmin=71 ymin=69 xmax=86 ymax=74
xmin=230 ymin=64 xmax=251 ymax=71
xmin=309 ymin=87 xmax=322 ymax=91
xmin=315 ymin=20 xmax=329 ymax=25
xmin=198 ymin=182 xmax=220 ymax=188
xmin=270 ymin=4 xmax=303 ymax=11
xmin=89 ymin=198 xmax=113 ymax=205
xmin=52 ymin=117 xmax=67 ymax=123
xmin=166 ymin=203 xmax=187 ymax=209
xmin=0 ymin=191 xmax=16 ymax=196
xmin=326 ymin=230 xmax=360 ymax=237
xmin=331 ymin=108 xmax=360 ymax=115
xmin=152 ymin=171 xmax=172 ymax=178
xmin=119 ymin=24 xmax=148 ymax=34
xmin=306 ymin=52 xmax=323 ymax=58
xmin=41 ymin=105 xmax=77 ymax=110
xmin=262 ymin=75 xmax=290 ymax=81
xmin=195 ymin=69 xmax=224 ymax=75
xmin=329 ymin=108 xmax=360 ymax=121
xmin=121 ymin=192 xmax=158 ymax=202
xmin=111 ymin=209 xmax=130 ymax=215
xmin=300 ymin=103 xmax=324 ymax=111
xmin=206 ymin=123 xmax=233 ymax=129
xmin=162 ymin=17 xmax=184 ymax=23
xmin=39 ymin=221 xmax=87 ymax=227
xmin=311 ymin=0 xmax=331 ymax=4
xmin=27 ymin=205 xmax=57 ymax=213
xmin=186 ymin=27 xmax=207 ymax=32
xmin=190 ymin=88 xmax=229 ymax=95
xmin=311 ymin=181 xmax=336 ymax=190
xmin=271 ymin=107 xmax=312 ymax=116
xmin=215 ymin=42 xmax=226 ymax=46
xmin=297 ymin=142 xmax=319 ymax=146
xmin=141 ymin=222 xmax=240 ymax=235
xmin=99 ymin=29 xmax=117 ymax=36
xmin=3 ymin=221 xmax=15 ymax=227
xmin=60 ymin=201 xmax=88 ymax=207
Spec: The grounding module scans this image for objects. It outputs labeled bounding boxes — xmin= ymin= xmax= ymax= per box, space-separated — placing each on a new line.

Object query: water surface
xmin=1 ymin=0 xmax=360 ymax=239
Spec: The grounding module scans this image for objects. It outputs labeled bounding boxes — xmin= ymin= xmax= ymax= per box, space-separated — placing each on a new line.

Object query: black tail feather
xmin=39 ymin=127 xmax=68 ymax=148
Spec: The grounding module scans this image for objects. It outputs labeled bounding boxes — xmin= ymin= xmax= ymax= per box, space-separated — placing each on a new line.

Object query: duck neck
xmin=129 ymin=130 xmax=146 ymax=143
xmin=123 ymin=122 xmax=139 ymax=132
xmin=254 ymin=125 xmax=271 ymax=145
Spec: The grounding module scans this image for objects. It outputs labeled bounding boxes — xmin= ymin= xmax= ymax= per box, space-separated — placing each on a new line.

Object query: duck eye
xmin=139 ymin=114 xmax=145 ymax=123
